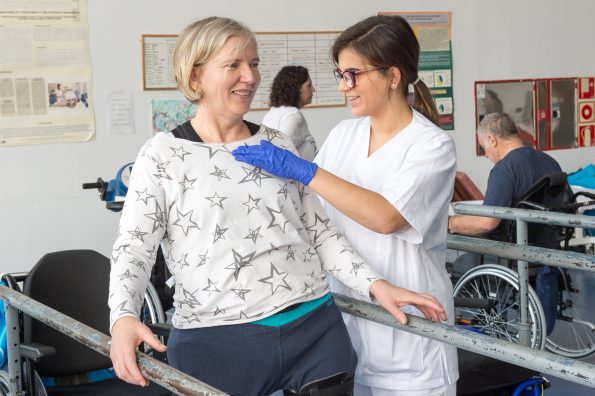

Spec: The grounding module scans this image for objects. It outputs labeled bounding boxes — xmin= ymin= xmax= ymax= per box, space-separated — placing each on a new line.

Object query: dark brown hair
xmin=269 ymin=65 xmax=310 ymax=108
xmin=332 ymin=15 xmax=439 ymax=125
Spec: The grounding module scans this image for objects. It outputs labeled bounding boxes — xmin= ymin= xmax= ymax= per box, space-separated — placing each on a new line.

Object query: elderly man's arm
xmin=448 ymin=215 xmax=500 ymax=236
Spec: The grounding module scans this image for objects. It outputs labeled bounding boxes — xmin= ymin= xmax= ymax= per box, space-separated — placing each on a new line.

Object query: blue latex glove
xmin=232 ymin=140 xmax=318 ymax=185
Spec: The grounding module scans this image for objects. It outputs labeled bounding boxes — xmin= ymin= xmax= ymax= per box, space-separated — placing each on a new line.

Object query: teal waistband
xmin=252 ymin=293 xmax=332 ymax=327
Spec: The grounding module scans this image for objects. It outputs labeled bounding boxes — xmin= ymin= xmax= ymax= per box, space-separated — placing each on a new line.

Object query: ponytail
xmin=412 ymin=80 xmax=440 ymax=126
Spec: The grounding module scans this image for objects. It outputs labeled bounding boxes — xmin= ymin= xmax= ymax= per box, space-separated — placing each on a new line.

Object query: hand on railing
xmin=369 ymin=280 xmax=448 ymax=325
xmin=110 ymin=316 xmax=167 ymax=387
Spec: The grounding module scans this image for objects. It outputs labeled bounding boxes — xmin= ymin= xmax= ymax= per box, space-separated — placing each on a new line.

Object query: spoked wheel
xmin=453 ymin=264 xmax=546 ymax=350
xmin=545 ymin=269 xmax=595 ymax=358
xmin=139 ymin=281 xmax=167 ymax=354
xmin=141 ymin=281 xmax=166 ymax=327
xmin=0 ymin=369 xmax=41 ymax=396
xmin=0 ymin=370 xmax=9 ymax=396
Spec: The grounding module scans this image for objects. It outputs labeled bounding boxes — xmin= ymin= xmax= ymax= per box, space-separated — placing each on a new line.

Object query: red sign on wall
xmin=579 ymin=125 xmax=594 ymax=147
xmin=579 ymin=101 xmax=595 ymax=123
xmin=579 ymin=77 xmax=594 ymax=99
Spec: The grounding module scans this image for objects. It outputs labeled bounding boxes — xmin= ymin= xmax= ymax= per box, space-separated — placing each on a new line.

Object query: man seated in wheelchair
xmin=448 ymin=112 xmax=571 ymax=335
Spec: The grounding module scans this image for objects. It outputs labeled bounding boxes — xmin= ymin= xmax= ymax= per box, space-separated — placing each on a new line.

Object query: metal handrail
xmin=447 ymin=234 xmax=595 ymax=272
xmin=0 ymin=285 xmax=226 ymax=396
xmin=1 ymin=285 xmax=594 ymax=392
xmin=453 ymin=203 xmax=595 ymax=229
xmin=334 ymin=294 xmax=595 ymax=388
xmin=451 ymin=203 xmax=595 ymax=346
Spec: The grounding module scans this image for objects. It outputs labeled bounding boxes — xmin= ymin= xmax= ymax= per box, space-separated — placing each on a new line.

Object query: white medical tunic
xmin=315 ymin=110 xmax=459 ymax=391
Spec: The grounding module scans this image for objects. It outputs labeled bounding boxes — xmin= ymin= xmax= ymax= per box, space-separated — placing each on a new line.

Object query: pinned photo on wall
xmin=151 ymin=99 xmax=196 ymax=134
xmin=48 ymin=81 xmax=89 ymax=111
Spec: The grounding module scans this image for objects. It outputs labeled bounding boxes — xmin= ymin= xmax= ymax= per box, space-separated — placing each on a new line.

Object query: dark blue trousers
xmin=167 ymin=298 xmax=357 ymax=396
xmin=536 ymin=265 xmax=559 ymax=335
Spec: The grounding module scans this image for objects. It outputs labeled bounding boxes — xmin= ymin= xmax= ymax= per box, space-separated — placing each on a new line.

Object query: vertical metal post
xmin=5 ymin=304 xmax=23 ymax=395
xmin=516 ymin=219 xmax=531 ymax=347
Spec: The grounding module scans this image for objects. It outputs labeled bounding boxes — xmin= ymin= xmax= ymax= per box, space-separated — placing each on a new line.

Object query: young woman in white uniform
xmin=234 ymin=15 xmax=458 ymax=396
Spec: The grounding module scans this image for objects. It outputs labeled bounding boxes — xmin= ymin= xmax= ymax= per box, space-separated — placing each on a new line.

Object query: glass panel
xmin=551 ymin=79 xmax=577 ymax=148
xmin=538 ymin=80 xmax=547 ymax=109
xmin=476 ymin=81 xmax=535 ymax=147
xmin=538 ymin=119 xmax=548 ymax=150
xmin=537 ymin=80 xmax=548 ymax=150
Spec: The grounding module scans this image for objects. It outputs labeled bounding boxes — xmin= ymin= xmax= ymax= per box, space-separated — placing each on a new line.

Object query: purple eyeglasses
xmin=333 ymin=66 xmax=383 ymax=88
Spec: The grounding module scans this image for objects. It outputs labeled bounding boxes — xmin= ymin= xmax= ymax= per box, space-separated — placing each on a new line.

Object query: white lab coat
xmin=315 ymin=110 xmax=459 ymax=391
xmin=262 ymin=106 xmax=317 ymax=161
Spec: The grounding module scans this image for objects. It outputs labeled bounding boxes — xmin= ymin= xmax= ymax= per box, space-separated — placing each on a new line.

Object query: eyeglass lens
xmin=334 ymin=69 xmax=355 ymax=88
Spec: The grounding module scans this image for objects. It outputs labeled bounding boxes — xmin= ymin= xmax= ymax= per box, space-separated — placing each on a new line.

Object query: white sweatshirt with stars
xmin=108 ymin=125 xmax=382 ymax=330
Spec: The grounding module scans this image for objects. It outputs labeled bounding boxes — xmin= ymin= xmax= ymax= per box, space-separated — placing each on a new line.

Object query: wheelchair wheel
xmin=453 ymin=264 xmax=546 ymax=350
xmin=142 ymin=281 xmax=166 ymax=325
xmin=0 ymin=370 xmax=9 ymax=396
xmin=545 ymin=269 xmax=595 ymax=358
xmin=140 ymin=281 xmax=166 ymax=353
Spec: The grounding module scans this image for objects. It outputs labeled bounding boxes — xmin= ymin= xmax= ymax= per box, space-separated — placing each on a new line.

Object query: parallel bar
xmin=447 ymin=234 xmax=595 ymax=272
xmin=0 ymin=286 xmax=227 ymax=396
xmin=516 ymin=219 xmax=531 ymax=347
xmin=452 ymin=203 xmax=595 ymax=228
xmin=3 ymin=285 xmax=595 ymax=389
xmin=333 ymin=294 xmax=595 ymax=388
xmin=5 ymin=304 xmax=22 ymax=395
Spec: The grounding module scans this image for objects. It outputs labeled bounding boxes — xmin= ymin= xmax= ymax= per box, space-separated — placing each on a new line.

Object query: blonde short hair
xmin=173 ymin=16 xmax=256 ymax=103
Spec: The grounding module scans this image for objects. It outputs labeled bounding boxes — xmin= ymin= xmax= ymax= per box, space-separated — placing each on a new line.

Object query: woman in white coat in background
xmin=234 ymin=14 xmax=459 ymax=396
xmin=262 ymin=65 xmax=318 ymax=160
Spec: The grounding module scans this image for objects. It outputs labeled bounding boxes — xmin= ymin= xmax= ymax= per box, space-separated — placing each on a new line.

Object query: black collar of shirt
xmin=171 ymin=120 xmax=260 ymax=142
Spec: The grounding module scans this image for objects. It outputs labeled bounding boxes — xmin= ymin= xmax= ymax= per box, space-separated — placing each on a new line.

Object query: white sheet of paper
xmin=106 ymin=91 xmax=135 ymax=134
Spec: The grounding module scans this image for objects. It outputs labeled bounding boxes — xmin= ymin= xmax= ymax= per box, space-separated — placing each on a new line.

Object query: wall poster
xmin=0 ymin=0 xmax=95 ymax=147
xmin=380 ymin=12 xmax=455 ymax=130
xmin=151 ymin=99 xmax=195 ymax=134
xmin=140 ymin=31 xmax=345 ymax=110
xmin=141 ymin=35 xmax=178 ymax=90
xmin=252 ymin=32 xmax=345 ymax=110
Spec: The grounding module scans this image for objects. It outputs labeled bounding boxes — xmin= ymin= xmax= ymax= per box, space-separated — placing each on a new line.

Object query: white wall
xmin=2 ymin=0 xmax=594 ymax=273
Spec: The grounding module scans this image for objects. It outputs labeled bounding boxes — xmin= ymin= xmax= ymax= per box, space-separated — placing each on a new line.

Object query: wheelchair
xmin=0 ymin=250 xmax=169 ymax=396
xmin=451 ymin=172 xmax=595 ymax=358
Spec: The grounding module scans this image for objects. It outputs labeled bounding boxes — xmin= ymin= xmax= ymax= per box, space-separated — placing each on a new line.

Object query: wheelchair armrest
xmin=19 ymin=342 xmax=56 ymax=362
xmin=1 ymin=273 xmax=24 ymax=292
xmin=106 ymin=201 xmax=124 ymax=212
xmin=454 ymin=297 xmax=494 ymax=310
xmin=517 ymin=200 xmax=547 ymax=211
xmin=147 ymin=322 xmax=172 ymax=338
xmin=573 ymin=190 xmax=595 ymax=201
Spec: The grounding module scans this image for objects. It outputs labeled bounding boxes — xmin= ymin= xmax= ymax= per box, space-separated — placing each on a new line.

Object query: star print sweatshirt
xmin=109 ymin=125 xmax=383 ymax=330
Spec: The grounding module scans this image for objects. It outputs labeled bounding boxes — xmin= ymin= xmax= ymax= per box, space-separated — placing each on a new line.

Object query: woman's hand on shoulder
xmin=232 ymin=140 xmax=318 ymax=185
xmin=369 ymin=279 xmax=447 ymax=325
xmin=110 ymin=316 xmax=167 ymax=386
